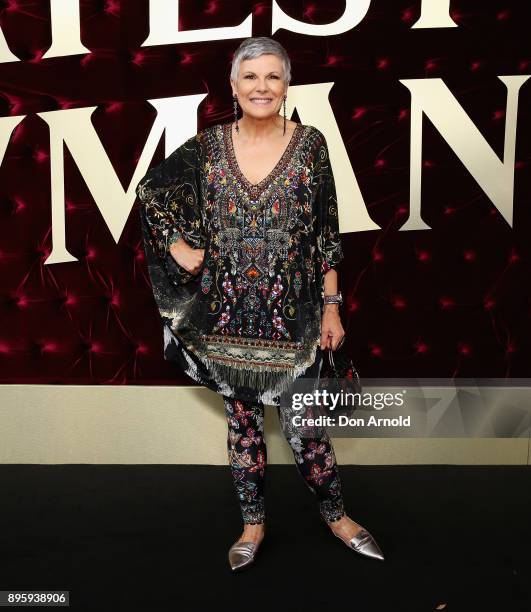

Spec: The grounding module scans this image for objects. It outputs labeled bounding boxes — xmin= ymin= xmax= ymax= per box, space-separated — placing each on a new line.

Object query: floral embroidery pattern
xmin=223 ymin=395 xmax=345 ymax=524
xmin=136 ymin=122 xmax=344 ymax=407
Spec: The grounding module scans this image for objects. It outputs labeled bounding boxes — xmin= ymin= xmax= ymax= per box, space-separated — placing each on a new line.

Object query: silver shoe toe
xmin=228 ymin=541 xmax=259 ymax=571
xmin=335 ymin=525 xmax=385 ymax=561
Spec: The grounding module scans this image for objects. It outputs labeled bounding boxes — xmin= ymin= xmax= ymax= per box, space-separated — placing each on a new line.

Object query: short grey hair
xmin=230 ymin=37 xmax=291 ymax=84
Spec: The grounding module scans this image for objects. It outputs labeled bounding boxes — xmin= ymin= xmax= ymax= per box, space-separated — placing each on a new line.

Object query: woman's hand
xmin=320 ymin=304 xmax=345 ymax=351
xmin=169 ymin=237 xmax=205 ymax=275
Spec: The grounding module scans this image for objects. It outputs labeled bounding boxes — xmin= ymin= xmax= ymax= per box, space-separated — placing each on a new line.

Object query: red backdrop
xmin=0 ymin=1 xmax=529 ymax=385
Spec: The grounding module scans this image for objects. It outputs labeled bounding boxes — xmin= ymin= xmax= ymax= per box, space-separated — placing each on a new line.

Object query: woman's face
xmin=231 ymin=53 xmax=287 ymax=121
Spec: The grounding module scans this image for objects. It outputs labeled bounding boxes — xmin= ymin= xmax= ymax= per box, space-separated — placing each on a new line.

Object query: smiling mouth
xmin=250 ymin=98 xmax=273 ymax=104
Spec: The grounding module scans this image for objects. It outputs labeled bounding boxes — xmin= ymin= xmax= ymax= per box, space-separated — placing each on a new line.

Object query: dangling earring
xmin=233 ymin=93 xmax=239 ymax=134
xmin=283 ymin=95 xmax=287 ymax=135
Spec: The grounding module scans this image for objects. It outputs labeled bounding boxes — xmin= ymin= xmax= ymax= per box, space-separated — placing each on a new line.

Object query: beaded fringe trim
xmin=201 ymin=353 xmax=313 ymax=396
xmin=195 ymin=331 xmax=317 ymax=395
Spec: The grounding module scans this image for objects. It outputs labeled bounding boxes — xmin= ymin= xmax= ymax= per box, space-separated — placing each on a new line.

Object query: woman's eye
xmin=243 ymin=74 xmax=279 ymax=79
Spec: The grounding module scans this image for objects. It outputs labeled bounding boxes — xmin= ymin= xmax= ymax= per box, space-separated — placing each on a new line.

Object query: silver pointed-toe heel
xmin=322 ymin=516 xmax=385 ymax=561
xmin=228 ymin=539 xmax=262 ymax=571
xmin=333 ymin=525 xmax=385 ymax=561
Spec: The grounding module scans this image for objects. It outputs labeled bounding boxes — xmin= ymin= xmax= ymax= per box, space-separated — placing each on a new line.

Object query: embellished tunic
xmin=136 ymin=122 xmax=344 ymax=406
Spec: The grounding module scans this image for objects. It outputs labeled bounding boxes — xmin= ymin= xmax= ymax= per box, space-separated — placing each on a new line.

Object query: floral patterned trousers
xmin=223 ymin=395 xmax=346 ymax=525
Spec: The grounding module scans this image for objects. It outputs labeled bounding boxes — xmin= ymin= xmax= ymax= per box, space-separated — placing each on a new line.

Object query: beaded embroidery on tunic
xmin=136 ymin=122 xmax=344 ymax=406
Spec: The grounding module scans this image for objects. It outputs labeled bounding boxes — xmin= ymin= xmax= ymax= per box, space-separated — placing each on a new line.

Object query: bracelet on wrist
xmin=323 ymin=291 xmax=343 ymax=306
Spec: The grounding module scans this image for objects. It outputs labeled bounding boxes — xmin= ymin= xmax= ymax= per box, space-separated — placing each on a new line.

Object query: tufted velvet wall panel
xmin=0 ymin=1 xmax=529 ymax=385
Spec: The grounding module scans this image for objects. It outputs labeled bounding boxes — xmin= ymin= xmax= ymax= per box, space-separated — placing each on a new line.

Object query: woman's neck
xmin=237 ymin=114 xmax=284 ymax=141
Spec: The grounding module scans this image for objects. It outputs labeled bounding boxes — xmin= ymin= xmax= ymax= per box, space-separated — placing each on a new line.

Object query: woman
xmin=136 ymin=36 xmax=385 ymax=571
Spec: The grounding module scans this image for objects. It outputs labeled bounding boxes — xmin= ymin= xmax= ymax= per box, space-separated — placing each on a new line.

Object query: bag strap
xmin=327 ymin=348 xmax=339 ymax=376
